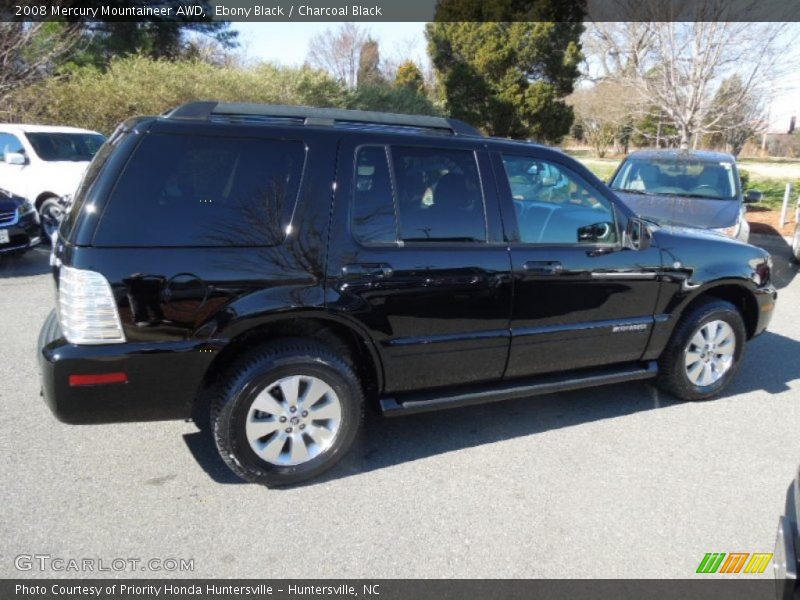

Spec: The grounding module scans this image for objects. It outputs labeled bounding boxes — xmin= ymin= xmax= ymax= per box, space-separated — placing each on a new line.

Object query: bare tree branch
xmin=306 ymin=23 xmax=371 ymax=89
xmin=583 ymin=2 xmax=799 ymax=147
xmin=0 ymin=23 xmax=83 ymax=109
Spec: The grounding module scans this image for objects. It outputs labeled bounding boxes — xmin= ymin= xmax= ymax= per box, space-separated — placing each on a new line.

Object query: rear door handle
xmin=342 ymin=263 xmax=394 ymax=278
xmin=522 ymin=260 xmax=563 ymax=276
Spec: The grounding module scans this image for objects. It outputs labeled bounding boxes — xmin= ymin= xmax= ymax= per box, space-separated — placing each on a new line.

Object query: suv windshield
xmin=25 ymin=132 xmax=105 ymax=162
xmin=610 ymin=157 xmax=736 ymax=200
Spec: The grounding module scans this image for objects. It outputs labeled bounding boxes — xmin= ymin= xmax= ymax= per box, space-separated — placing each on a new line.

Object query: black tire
xmin=38 ymin=196 xmax=62 ymax=244
xmin=211 ymin=339 xmax=364 ymax=487
xmin=792 ymin=223 xmax=800 ymax=264
xmin=656 ymin=298 xmax=746 ymax=401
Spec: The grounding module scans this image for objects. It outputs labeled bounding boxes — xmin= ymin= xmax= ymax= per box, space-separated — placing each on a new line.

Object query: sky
xmin=234 ymin=22 xmax=798 ymax=133
xmin=235 ymin=22 xmax=429 ymax=69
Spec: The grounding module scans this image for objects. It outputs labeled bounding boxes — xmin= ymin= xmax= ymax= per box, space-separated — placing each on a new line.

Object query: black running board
xmin=380 ymin=361 xmax=658 ymax=416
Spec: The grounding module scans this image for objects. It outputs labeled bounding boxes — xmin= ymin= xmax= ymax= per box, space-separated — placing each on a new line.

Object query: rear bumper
xmin=37 ymin=310 xmax=214 ymax=424
xmin=753 ymin=285 xmax=778 ymax=338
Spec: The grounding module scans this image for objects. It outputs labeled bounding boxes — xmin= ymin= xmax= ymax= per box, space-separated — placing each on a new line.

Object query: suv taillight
xmin=58 ymin=265 xmax=126 ymax=344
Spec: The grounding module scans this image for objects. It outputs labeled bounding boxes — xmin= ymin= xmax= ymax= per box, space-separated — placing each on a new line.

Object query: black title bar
xmin=2 ymin=0 xmax=799 ymax=22
xmin=1 ymin=579 xmax=787 ymax=600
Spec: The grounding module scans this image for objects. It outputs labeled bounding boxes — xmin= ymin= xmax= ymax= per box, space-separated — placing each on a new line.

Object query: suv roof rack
xmin=166 ymin=101 xmax=483 ymax=137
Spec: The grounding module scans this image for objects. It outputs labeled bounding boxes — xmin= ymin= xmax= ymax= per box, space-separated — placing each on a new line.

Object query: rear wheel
xmin=211 ymin=340 xmax=364 ymax=487
xmin=657 ymin=298 xmax=746 ymax=401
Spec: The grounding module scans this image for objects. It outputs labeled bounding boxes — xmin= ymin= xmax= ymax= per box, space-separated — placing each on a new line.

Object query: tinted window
xmin=610 ymin=157 xmax=736 ymax=200
xmin=0 ymin=133 xmax=24 ymax=161
xmin=352 ymin=146 xmax=396 ymax=244
xmin=351 ymin=145 xmax=487 ymax=244
xmin=25 ymin=133 xmax=105 ymax=162
xmin=392 ymin=146 xmax=485 ymax=242
xmin=60 ymin=132 xmax=125 ymax=240
xmin=95 ymin=134 xmax=305 ymax=247
xmin=502 ymin=155 xmax=617 ymax=245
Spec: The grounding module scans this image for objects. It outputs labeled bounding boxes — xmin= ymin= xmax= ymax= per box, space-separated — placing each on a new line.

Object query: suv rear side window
xmin=95 ymin=133 xmax=305 ymax=247
xmin=352 ymin=146 xmax=397 ymax=244
xmin=351 ymin=145 xmax=487 ymax=243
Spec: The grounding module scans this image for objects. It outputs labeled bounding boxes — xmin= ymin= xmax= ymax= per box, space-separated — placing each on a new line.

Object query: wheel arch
xmin=682 ymin=281 xmax=759 ymax=339
xmin=193 ymin=311 xmax=384 ymax=425
xmin=35 ymin=192 xmax=59 ymax=210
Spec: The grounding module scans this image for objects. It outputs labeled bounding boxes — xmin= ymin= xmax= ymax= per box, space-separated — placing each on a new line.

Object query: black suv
xmin=38 ymin=102 xmax=777 ymax=486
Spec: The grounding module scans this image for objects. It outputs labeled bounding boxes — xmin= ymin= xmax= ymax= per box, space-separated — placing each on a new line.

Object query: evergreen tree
xmin=426 ymin=1 xmax=584 ymax=142
xmin=64 ymin=2 xmax=237 ymax=68
xmin=394 ymin=61 xmax=426 ymax=95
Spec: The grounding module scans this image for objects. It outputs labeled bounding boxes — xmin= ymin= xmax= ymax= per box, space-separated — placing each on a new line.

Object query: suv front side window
xmin=502 ymin=155 xmax=617 ymax=245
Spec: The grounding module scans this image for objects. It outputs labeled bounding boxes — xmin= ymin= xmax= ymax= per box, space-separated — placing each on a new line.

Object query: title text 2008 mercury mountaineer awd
xmin=38 ymin=103 xmax=777 ymax=486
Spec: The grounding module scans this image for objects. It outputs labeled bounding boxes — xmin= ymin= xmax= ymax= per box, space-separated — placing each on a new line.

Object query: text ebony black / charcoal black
xmin=38 ymin=102 xmax=777 ymax=486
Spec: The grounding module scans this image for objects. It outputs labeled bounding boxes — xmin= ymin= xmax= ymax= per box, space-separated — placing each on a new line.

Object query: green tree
xmin=633 ymin=108 xmax=679 ymax=148
xmin=426 ymin=3 xmax=584 ymax=142
xmin=0 ymin=23 xmax=81 ymax=107
xmin=9 ymin=57 xmax=346 ymax=134
xmin=394 ymin=61 xmax=426 ymax=94
xmin=347 ymin=83 xmax=438 ymax=116
xmin=64 ymin=2 xmax=237 ymax=68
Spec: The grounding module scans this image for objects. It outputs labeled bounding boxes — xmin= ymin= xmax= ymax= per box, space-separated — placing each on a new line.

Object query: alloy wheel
xmin=683 ymin=320 xmax=736 ymax=386
xmin=245 ymin=375 xmax=342 ymax=466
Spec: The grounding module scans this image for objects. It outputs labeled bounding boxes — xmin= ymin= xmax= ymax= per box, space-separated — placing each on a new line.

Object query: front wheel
xmin=656 ymin=298 xmax=746 ymax=401
xmin=38 ymin=197 xmax=63 ymax=243
xmin=211 ymin=340 xmax=364 ymax=487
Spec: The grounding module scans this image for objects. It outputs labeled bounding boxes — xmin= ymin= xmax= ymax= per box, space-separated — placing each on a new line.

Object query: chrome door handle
xmin=522 ymin=261 xmax=563 ymax=276
xmin=342 ymin=263 xmax=394 ymax=278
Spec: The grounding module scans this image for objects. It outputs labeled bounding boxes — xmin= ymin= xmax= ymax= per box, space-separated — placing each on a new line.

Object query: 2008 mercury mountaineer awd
xmin=38 ymin=102 xmax=777 ymax=486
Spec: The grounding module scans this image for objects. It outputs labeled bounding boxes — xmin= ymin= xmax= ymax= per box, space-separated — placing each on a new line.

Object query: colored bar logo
xmin=696 ymin=552 xmax=773 ymax=574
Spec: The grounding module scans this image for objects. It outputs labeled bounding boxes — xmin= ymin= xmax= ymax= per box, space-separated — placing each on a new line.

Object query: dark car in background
xmin=0 ymin=187 xmax=41 ymax=256
xmin=609 ymin=150 xmax=761 ymax=243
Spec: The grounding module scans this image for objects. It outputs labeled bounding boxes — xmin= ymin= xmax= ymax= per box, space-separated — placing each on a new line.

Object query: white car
xmin=0 ymin=124 xmax=105 ymax=239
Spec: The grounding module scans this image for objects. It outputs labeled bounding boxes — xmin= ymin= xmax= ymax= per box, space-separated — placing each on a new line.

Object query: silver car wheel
xmin=684 ymin=320 xmax=736 ymax=387
xmin=792 ymin=224 xmax=800 ymax=262
xmin=245 ymin=375 xmax=342 ymax=467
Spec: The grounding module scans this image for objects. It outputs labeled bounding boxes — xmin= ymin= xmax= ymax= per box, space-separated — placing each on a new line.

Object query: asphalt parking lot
xmin=1 ymin=236 xmax=798 ymax=580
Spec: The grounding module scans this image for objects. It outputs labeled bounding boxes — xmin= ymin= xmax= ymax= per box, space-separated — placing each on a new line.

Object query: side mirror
xmin=624 ymin=217 xmax=652 ymax=251
xmin=5 ymin=152 xmax=26 ymax=165
xmin=744 ymin=189 xmax=762 ymax=203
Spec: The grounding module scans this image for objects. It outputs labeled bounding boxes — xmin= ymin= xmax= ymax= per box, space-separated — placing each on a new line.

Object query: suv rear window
xmin=94 ymin=133 xmax=305 ymax=247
